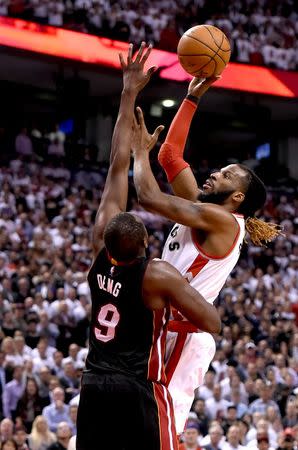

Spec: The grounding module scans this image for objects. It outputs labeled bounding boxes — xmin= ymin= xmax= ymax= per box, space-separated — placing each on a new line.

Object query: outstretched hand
xmin=132 ymin=107 xmax=164 ymax=156
xmin=188 ymin=75 xmax=221 ymax=99
xmin=119 ymin=42 xmax=156 ymax=95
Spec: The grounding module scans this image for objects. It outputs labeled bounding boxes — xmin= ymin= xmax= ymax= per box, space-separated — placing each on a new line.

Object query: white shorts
xmin=165 ymin=331 xmax=216 ymax=433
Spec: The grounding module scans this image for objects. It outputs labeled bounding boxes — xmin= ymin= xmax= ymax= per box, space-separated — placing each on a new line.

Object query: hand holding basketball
xmin=188 ymin=75 xmax=220 ymax=99
xmin=177 ymin=25 xmax=231 ymax=78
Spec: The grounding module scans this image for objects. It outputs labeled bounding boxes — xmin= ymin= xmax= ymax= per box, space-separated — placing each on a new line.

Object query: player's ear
xmin=232 ymin=191 xmax=245 ymax=205
xmin=144 ymin=237 xmax=148 ymax=249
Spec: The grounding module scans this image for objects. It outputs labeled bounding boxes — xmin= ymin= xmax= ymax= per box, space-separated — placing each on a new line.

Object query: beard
xmin=198 ymin=188 xmax=235 ymax=205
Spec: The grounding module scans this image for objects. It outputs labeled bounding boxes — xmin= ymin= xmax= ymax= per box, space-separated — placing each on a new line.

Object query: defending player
xmin=76 ymin=45 xmax=221 ymax=450
xmin=132 ymin=77 xmax=281 ymax=433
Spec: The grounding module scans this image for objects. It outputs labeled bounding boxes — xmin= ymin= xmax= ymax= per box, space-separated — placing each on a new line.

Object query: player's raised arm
xmin=92 ymin=42 xmax=156 ymax=258
xmin=143 ymin=259 xmax=221 ymax=334
xmin=157 ymin=76 xmax=219 ymax=201
xmin=132 ymin=107 xmax=235 ymax=233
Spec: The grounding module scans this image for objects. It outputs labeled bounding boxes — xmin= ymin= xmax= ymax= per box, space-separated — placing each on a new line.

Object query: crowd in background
xmin=0 ymin=126 xmax=296 ymax=449
xmin=0 ymin=0 xmax=298 ymax=70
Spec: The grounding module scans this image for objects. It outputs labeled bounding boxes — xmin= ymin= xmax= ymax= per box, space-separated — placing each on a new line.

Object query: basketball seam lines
xmin=185 ymin=34 xmax=227 ymax=65
xmin=213 ymin=32 xmax=225 ymax=73
xmin=185 ymin=57 xmax=215 ymax=76
xmin=202 ymin=25 xmax=231 ymax=52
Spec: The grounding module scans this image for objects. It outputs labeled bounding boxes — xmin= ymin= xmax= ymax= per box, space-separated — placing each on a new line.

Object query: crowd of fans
xmin=0 ymin=125 xmax=296 ymax=449
xmin=0 ymin=0 xmax=298 ymax=70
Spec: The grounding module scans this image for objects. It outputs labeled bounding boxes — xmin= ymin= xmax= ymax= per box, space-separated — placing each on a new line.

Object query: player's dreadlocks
xmin=236 ymin=164 xmax=283 ymax=246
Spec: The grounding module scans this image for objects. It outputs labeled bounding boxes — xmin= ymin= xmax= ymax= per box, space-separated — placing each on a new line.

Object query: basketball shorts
xmin=165 ymin=331 xmax=216 ymax=433
xmin=76 ymin=372 xmax=178 ymax=450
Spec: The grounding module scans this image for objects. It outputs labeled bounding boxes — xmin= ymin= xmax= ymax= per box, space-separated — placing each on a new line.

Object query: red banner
xmin=0 ymin=17 xmax=297 ymax=98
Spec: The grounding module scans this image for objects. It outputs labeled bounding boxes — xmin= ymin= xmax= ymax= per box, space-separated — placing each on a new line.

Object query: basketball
xmin=177 ymin=25 xmax=231 ymax=78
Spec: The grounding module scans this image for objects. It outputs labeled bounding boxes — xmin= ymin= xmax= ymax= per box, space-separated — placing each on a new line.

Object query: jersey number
xmin=94 ymin=304 xmax=120 ymax=343
xmin=169 ymin=226 xmax=180 ymax=251
xmin=169 ymin=242 xmax=180 ymax=251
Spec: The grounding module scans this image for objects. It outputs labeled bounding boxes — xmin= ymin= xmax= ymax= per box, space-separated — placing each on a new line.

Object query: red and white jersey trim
xmin=147 ymin=309 xmax=168 ymax=383
xmin=162 ymin=214 xmax=245 ymax=304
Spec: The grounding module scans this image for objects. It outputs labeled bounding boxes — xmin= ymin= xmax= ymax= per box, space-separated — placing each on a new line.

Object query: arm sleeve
xmin=158 ymin=98 xmax=197 ymax=182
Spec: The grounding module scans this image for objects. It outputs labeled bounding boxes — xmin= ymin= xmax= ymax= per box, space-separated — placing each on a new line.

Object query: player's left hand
xmin=119 ymin=42 xmax=156 ymax=95
xmin=131 ymin=107 xmax=164 ymax=156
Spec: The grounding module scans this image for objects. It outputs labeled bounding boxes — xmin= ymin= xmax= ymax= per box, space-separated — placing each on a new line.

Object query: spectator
xmin=222 ymin=406 xmax=238 ymax=434
xmin=282 ymin=400 xmax=297 ymax=428
xmin=249 ymin=382 xmax=280 ymax=415
xmin=13 ymin=428 xmax=30 ymax=450
xmin=203 ymin=424 xmax=224 ymax=450
xmin=46 ymin=422 xmax=72 ymax=450
xmin=36 ymin=312 xmax=59 ymax=346
xmin=31 ymin=0 xmax=49 ymax=24
xmin=35 ymin=366 xmax=51 ymax=403
xmin=16 ymin=378 xmax=44 ymax=432
xmin=48 ymin=0 xmax=65 ymax=27
xmin=229 ymin=389 xmax=248 ymax=419
xmin=222 ymin=425 xmax=245 ymax=450
xmin=31 ymin=338 xmax=55 ymax=373
xmin=192 ymin=398 xmax=209 ymax=437
xmin=179 ymin=422 xmax=201 ymax=450
xmin=47 ymin=139 xmax=65 ymax=159
xmin=42 ymin=387 xmax=70 ymax=432
xmin=68 ymin=405 xmax=77 ymax=435
xmin=255 ymin=432 xmax=272 ymax=450
xmin=15 ymin=129 xmax=33 ymax=157
xmin=58 ymin=360 xmax=79 ymax=403
xmin=2 ymin=366 xmax=25 ymax=420
xmin=14 ymin=336 xmax=32 ymax=363
xmin=205 ymin=385 xmax=230 ymax=420
xmin=51 ymin=351 xmax=64 ymax=378
xmin=28 ymin=415 xmax=56 ymax=450
xmin=24 ymin=320 xmax=40 ymax=349
xmin=1 ymin=440 xmax=18 ymax=450
xmin=276 ymin=428 xmax=296 ymax=450
xmin=0 ymin=419 xmax=14 ymax=443
xmin=197 ymin=371 xmax=215 ymax=401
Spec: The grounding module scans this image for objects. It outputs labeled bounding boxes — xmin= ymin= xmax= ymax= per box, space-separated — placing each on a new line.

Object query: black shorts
xmin=76 ymin=372 xmax=177 ymax=450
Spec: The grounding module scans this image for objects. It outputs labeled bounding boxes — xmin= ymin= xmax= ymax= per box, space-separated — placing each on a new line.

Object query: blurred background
xmin=0 ymin=1 xmax=297 ymax=450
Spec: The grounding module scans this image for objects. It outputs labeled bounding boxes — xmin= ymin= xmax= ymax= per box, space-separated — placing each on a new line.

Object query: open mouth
xmin=203 ymin=180 xmax=213 ymax=189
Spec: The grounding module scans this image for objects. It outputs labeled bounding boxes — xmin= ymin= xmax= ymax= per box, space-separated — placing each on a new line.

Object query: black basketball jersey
xmin=85 ymin=248 xmax=169 ymax=383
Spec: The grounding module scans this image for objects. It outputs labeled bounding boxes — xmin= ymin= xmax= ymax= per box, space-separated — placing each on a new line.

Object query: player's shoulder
xmin=145 ymin=258 xmax=181 ymax=283
xmin=195 ymin=202 xmax=240 ymax=224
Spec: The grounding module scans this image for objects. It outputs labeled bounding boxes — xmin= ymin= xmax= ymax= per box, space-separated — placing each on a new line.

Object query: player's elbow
xmin=208 ymin=313 xmax=221 ymax=334
xmin=137 ymin=190 xmax=155 ymax=209
xmin=194 ymin=308 xmax=221 ymax=334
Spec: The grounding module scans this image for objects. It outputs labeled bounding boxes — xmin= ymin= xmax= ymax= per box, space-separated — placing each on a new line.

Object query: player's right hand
xmin=188 ymin=75 xmax=221 ymax=99
xmin=131 ymin=107 xmax=164 ymax=156
xmin=119 ymin=42 xmax=156 ymax=95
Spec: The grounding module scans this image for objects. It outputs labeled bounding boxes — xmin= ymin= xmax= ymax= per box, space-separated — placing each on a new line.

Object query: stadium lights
xmin=162 ymin=99 xmax=176 ymax=108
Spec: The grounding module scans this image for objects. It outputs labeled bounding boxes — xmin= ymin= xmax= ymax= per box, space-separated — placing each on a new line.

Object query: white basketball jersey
xmin=162 ymin=214 xmax=245 ymax=304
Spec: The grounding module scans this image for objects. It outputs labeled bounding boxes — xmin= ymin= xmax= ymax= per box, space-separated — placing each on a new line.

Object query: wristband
xmin=186 ymin=94 xmax=200 ymax=105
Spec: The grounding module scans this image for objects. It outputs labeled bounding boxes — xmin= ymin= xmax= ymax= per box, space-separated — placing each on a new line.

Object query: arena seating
xmin=0 ymin=126 xmax=297 ymax=447
xmin=0 ymin=0 xmax=297 ymax=69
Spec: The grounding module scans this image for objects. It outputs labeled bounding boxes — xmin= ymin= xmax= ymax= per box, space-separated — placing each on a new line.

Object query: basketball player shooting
xmin=132 ymin=77 xmax=282 ymax=433
xmin=76 ymin=44 xmax=221 ymax=450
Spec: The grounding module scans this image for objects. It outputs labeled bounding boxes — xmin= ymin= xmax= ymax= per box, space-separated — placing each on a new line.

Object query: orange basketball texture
xmin=177 ymin=25 xmax=231 ymax=78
